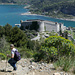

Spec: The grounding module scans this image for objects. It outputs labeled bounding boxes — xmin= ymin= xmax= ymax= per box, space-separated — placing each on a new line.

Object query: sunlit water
xmin=0 ymin=5 xmax=75 ymax=27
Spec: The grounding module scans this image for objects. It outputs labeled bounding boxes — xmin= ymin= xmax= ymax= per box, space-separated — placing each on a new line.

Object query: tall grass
xmin=63 ymin=57 xmax=73 ymax=72
xmin=53 ymin=56 xmax=75 ymax=72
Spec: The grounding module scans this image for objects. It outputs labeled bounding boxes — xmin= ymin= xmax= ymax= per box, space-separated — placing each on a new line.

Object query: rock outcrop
xmin=0 ymin=58 xmax=72 ymax=75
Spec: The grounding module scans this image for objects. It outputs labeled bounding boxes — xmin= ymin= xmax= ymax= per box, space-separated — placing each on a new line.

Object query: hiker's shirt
xmin=11 ymin=48 xmax=18 ymax=59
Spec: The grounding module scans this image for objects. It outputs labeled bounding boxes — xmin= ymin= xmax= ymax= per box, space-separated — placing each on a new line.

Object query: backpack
xmin=14 ymin=50 xmax=21 ymax=61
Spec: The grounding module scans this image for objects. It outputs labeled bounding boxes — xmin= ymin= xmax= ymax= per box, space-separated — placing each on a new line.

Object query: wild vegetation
xmin=0 ymin=23 xmax=75 ymax=73
xmin=0 ymin=23 xmax=41 ymax=59
xmin=29 ymin=0 xmax=75 ymax=18
xmin=0 ymin=0 xmax=75 ymax=73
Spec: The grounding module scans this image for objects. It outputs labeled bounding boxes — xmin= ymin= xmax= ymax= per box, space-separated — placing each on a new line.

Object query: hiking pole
xmin=5 ymin=56 xmax=8 ymax=71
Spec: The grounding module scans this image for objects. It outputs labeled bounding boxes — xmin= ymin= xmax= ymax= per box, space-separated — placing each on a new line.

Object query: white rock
xmin=53 ymin=73 xmax=60 ymax=75
xmin=1 ymin=60 xmax=7 ymax=63
xmin=60 ymin=72 xmax=64 ymax=75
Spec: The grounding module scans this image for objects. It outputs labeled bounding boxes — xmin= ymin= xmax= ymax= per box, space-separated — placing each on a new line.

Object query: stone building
xmin=20 ymin=19 xmax=66 ymax=33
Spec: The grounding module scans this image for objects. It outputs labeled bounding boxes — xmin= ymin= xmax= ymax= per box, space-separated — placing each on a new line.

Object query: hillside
xmin=0 ymin=0 xmax=16 ymax=3
xmin=0 ymin=0 xmax=75 ymax=18
xmin=29 ymin=0 xmax=75 ymax=18
xmin=0 ymin=0 xmax=29 ymax=4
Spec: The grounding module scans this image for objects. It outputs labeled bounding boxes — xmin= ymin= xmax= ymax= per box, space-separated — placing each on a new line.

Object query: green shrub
xmin=25 ymin=50 xmax=33 ymax=58
xmin=40 ymin=46 xmax=58 ymax=62
xmin=0 ymin=53 xmax=6 ymax=60
xmin=27 ymin=40 xmax=41 ymax=51
xmin=18 ymin=46 xmax=34 ymax=58
xmin=73 ymin=67 xmax=75 ymax=74
xmin=43 ymin=36 xmax=75 ymax=57
xmin=33 ymin=50 xmax=47 ymax=62
xmin=34 ymin=36 xmax=75 ymax=63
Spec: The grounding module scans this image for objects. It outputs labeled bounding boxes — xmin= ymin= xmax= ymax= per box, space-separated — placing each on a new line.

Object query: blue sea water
xmin=0 ymin=5 xmax=75 ymax=27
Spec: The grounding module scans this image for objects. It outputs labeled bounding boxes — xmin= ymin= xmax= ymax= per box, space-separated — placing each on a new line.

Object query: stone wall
xmin=20 ymin=20 xmax=65 ymax=33
xmin=38 ymin=21 xmax=45 ymax=32
xmin=44 ymin=21 xmax=59 ymax=32
xmin=21 ymin=21 xmax=32 ymax=30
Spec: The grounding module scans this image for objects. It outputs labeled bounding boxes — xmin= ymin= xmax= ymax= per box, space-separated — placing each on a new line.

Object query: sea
xmin=0 ymin=5 xmax=75 ymax=27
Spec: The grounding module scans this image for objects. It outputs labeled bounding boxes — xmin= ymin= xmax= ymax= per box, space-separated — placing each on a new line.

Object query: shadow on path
xmin=0 ymin=69 xmax=12 ymax=72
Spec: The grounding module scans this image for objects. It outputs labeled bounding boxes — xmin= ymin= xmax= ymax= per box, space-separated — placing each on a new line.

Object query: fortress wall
xmin=38 ymin=21 xmax=45 ymax=32
xmin=21 ymin=21 xmax=32 ymax=26
xmin=60 ymin=23 xmax=64 ymax=32
xmin=44 ymin=22 xmax=57 ymax=32
xmin=56 ymin=23 xmax=60 ymax=32
xmin=20 ymin=20 xmax=65 ymax=33
xmin=21 ymin=21 xmax=32 ymax=29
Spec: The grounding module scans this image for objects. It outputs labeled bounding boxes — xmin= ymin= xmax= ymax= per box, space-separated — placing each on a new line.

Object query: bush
xmin=33 ymin=50 xmax=47 ymax=62
xmin=44 ymin=36 xmax=75 ymax=56
xmin=0 ymin=53 xmax=6 ymax=60
xmin=40 ymin=46 xmax=58 ymax=62
xmin=33 ymin=36 xmax=75 ymax=63
xmin=27 ymin=40 xmax=41 ymax=51
xmin=0 ymin=36 xmax=10 ymax=57
xmin=73 ymin=67 xmax=75 ymax=74
xmin=18 ymin=47 xmax=34 ymax=58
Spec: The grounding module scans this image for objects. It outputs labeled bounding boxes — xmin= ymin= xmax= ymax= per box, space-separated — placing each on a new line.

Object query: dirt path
xmin=0 ymin=59 xmax=74 ymax=75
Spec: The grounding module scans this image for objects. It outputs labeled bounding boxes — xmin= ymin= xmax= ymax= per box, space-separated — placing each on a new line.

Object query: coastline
xmin=0 ymin=3 xmax=18 ymax=5
xmin=1 ymin=3 xmax=75 ymax=22
xmin=21 ymin=12 xmax=75 ymax=22
xmin=21 ymin=12 xmax=37 ymax=16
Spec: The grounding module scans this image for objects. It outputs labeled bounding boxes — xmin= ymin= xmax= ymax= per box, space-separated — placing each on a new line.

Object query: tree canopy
xmin=9 ymin=26 xmax=27 ymax=47
xmin=0 ymin=24 xmax=28 ymax=47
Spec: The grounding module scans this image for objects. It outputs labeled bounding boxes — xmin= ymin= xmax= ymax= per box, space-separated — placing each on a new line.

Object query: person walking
xmin=7 ymin=44 xmax=19 ymax=71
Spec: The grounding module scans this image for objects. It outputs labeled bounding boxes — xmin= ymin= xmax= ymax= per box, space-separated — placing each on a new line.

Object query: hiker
xmin=7 ymin=44 xmax=21 ymax=71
